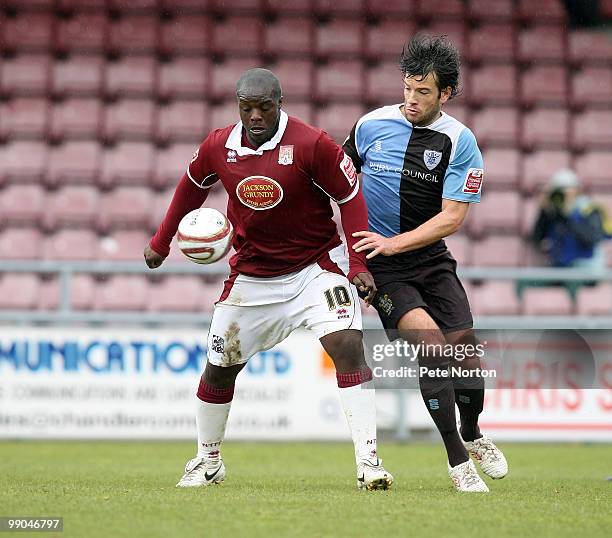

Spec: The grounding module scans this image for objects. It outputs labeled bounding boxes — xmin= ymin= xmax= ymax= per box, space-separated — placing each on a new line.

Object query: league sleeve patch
xmin=340 ymin=153 xmax=357 ymax=187
xmin=463 ymin=168 xmax=483 ymax=194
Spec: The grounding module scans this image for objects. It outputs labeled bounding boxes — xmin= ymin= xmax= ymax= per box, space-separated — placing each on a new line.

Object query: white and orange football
xmin=177 ymin=208 xmax=233 ymax=264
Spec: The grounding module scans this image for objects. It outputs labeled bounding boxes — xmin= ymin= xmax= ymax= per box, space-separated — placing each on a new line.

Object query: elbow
xmin=447 ymin=218 xmax=463 ymax=236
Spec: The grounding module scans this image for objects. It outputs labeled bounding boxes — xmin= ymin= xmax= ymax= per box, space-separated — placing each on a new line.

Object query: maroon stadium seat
xmin=209 ymin=0 xmax=262 ymax=14
xmin=364 ymin=20 xmax=416 ymax=62
xmin=49 ymin=98 xmax=102 ymax=141
xmin=108 ymin=14 xmax=159 ymax=55
xmin=209 ymin=100 xmax=240 ymax=130
xmin=315 ymin=19 xmax=364 ymax=59
xmin=570 ymin=110 xmax=612 ymax=151
xmin=263 ymin=17 xmax=314 ymax=59
xmin=521 ymin=150 xmax=571 ymax=194
xmin=518 ymin=25 xmax=566 ymax=64
xmin=148 ymin=276 xmax=205 ymax=313
xmin=282 ymin=101 xmax=314 ymax=124
xmin=480 ymin=148 xmax=520 ymax=190
xmin=422 ymin=22 xmax=466 ymax=53
xmin=159 ymin=16 xmax=209 ymax=57
xmin=471 ymin=107 xmax=518 ymax=148
xmin=38 ymin=277 xmax=60 ymax=311
xmin=0 ymin=141 xmax=49 ymax=185
xmin=158 ymin=58 xmax=210 ymax=100
xmin=269 ymin=59 xmax=313 ymax=100
xmin=107 ymin=0 xmax=160 ymax=13
xmin=98 ymin=187 xmax=153 ymax=232
xmin=264 ymin=0 xmax=313 ymax=16
xmin=159 ymin=0 xmax=209 ymax=13
xmin=365 ymin=0 xmax=415 ymax=18
xmin=99 ymin=142 xmax=155 ymax=188
xmin=57 ymin=0 xmax=108 ymax=10
xmin=95 ymin=275 xmax=150 ymax=311
xmin=153 ymin=143 xmax=195 ymax=190
xmin=522 ymin=287 xmax=573 ymax=316
xmin=520 ymin=66 xmax=568 ymax=107
xmin=568 ymin=30 xmax=612 ymax=66
xmin=151 ymin=187 xmax=176 ymax=230
xmin=211 ymin=17 xmax=264 ymax=56
xmin=209 ymin=58 xmax=260 ymax=100
xmin=44 ymin=185 xmax=100 ymax=231
xmin=467 ymin=191 xmax=521 ymax=238
xmin=0 ymin=275 xmax=40 ymax=310
xmin=470 ymin=282 xmax=521 ymax=316
xmin=467 ymin=0 xmax=515 ymax=22
xmin=444 ymin=234 xmax=471 ymax=266
xmin=518 ymin=0 xmax=568 ymax=24
xmin=315 ymin=0 xmax=365 ymax=17
xmin=522 ymin=108 xmax=570 ymax=150
xmin=0 ymin=184 xmax=45 ymax=228
xmin=576 ymin=284 xmax=612 ymax=316
xmin=99 ymin=230 xmax=149 ymax=261
xmin=466 ymin=24 xmax=515 ymax=63
xmin=0 ymin=54 xmax=51 ymax=98
xmin=472 ymin=236 xmax=524 ymax=266
xmin=418 ymin=0 xmax=464 ymax=19
xmin=365 ymin=61 xmax=403 ymax=105
xmin=444 ymin=104 xmax=469 ymax=125
xmin=519 ymin=195 xmax=541 ymax=237
xmin=43 ymin=229 xmax=99 ymax=260
xmin=102 ymin=99 xmax=155 ymax=142
xmin=3 ymin=0 xmax=54 ymax=9
xmin=575 ymin=152 xmax=612 ymax=191
xmin=468 ymin=65 xmax=517 ymax=106
xmin=69 ymin=274 xmax=97 ymax=311
xmin=0 ymin=98 xmax=48 ymax=141
xmin=2 ymin=12 xmax=54 ymax=53
xmin=0 ymin=227 xmax=42 ymax=260
xmin=52 ymin=54 xmax=104 ymax=97
xmin=156 ymin=101 xmax=208 ymax=145
xmin=46 ymin=141 xmax=101 ymax=187
xmin=105 ymin=56 xmax=156 ymax=98
xmin=314 ymin=104 xmax=365 ymax=143
xmin=571 ymin=67 xmax=612 ymax=108
xmin=314 ymin=61 xmax=364 ymax=102
xmin=56 ymin=13 xmax=108 ymax=54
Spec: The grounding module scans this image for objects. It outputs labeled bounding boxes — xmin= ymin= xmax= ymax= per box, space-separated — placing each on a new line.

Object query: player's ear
xmin=440 ymin=86 xmax=452 ymax=105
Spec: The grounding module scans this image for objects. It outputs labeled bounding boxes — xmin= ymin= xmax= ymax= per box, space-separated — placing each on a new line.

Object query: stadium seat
xmin=209 ymin=58 xmax=260 ymax=100
xmin=467 ymin=191 xmax=521 ymax=238
xmin=108 ymin=14 xmax=159 ymax=55
xmin=98 ymin=187 xmax=154 ymax=232
xmin=522 ymin=287 xmax=573 ymax=316
xmin=46 ymin=141 xmax=101 ymax=187
xmin=99 ymin=230 xmax=149 ymax=261
xmin=0 ymin=275 xmax=41 ymax=310
xmin=1 ymin=12 xmax=54 ymax=53
xmin=568 ymin=30 xmax=612 ymax=66
xmin=468 ymin=65 xmax=516 ymax=106
xmin=365 ymin=61 xmax=404 ymax=105
xmin=38 ymin=277 xmax=60 ymax=311
xmin=151 ymin=187 xmax=177 ymax=230
xmin=209 ymin=100 xmax=240 ymax=130
xmin=0 ymin=98 xmax=48 ymax=141
xmin=443 ymin=104 xmax=469 ymax=125
xmin=263 ymin=17 xmax=313 ymax=59
xmin=518 ymin=25 xmax=566 ymax=64
xmin=314 ymin=104 xmax=365 ymax=143
xmin=314 ymin=0 xmax=366 ymax=17
xmin=102 ymin=99 xmax=155 ymax=142
xmin=418 ymin=0 xmax=464 ymax=19
xmin=0 ymin=184 xmax=45 ymax=228
xmin=519 ymin=195 xmax=541 ymax=237
xmin=209 ymin=0 xmax=262 ymax=15
xmin=52 ymin=54 xmax=104 ymax=98
xmin=55 ymin=12 xmax=108 ymax=54
xmin=422 ymin=21 xmax=466 ymax=53
xmin=268 ymin=59 xmax=313 ymax=100
xmin=314 ymin=61 xmax=364 ymax=103
xmin=522 ymin=108 xmax=570 ymax=150
xmin=472 ymin=236 xmax=524 ymax=266
xmin=570 ymin=110 xmax=612 ymax=151
xmin=57 ymin=0 xmax=108 ymax=11
xmin=466 ymin=24 xmax=515 ymax=63
xmin=0 ymin=227 xmax=43 ymax=260
xmin=0 ymin=54 xmax=51 ymax=98
xmin=471 ymin=107 xmax=518 ymax=148
xmin=49 ymin=98 xmax=102 ymax=141
xmin=480 ymin=148 xmax=520 ymax=190
xmin=94 ymin=275 xmax=150 ymax=311
xmin=521 ymin=150 xmax=572 ymax=194
xmin=210 ymin=17 xmax=264 ymax=57
xmin=105 ymin=56 xmax=156 ymax=98
xmin=467 ymin=0 xmax=514 ymax=22
xmin=264 ymin=0 xmax=313 ymax=16
xmin=315 ymin=19 xmax=364 ymax=60
xmin=520 ymin=66 xmax=568 ymax=107
xmin=156 ymin=101 xmax=208 ymax=145
xmin=470 ymin=281 xmax=521 ymax=316
xmin=99 ymin=142 xmax=155 ymax=188
xmin=69 ymin=274 xmax=97 ymax=311
xmin=571 ymin=67 xmax=612 ymax=107
xmin=3 ymin=0 xmax=54 ymax=10
xmin=602 ymin=0 xmax=612 ymax=17
xmin=153 ymin=143 xmax=195 ymax=190
xmin=159 ymin=0 xmax=210 ymax=13
xmin=576 ymin=284 xmax=612 ymax=316
xmin=518 ymin=0 xmax=567 ymax=24
xmin=158 ymin=58 xmax=210 ymax=100
xmin=444 ymin=234 xmax=471 ymax=267
xmin=43 ymin=229 xmax=99 ymax=260
xmin=365 ymin=0 xmax=415 ymax=18
xmin=364 ymin=20 xmax=416 ymax=62
xmin=147 ymin=276 xmax=205 ymax=312
xmin=44 ymin=185 xmax=100 ymax=231
xmin=159 ymin=16 xmax=209 ymax=57
xmin=282 ymin=100 xmax=314 ymax=124
xmin=575 ymin=152 xmax=612 ymax=191
xmin=0 ymin=141 xmax=49 ymax=185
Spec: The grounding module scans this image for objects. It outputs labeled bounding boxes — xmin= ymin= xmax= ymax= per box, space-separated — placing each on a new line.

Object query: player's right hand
xmin=352 ymin=271 xmax=377 ymax=306
xmin=144 ymin=244 xmax=165 ymax=269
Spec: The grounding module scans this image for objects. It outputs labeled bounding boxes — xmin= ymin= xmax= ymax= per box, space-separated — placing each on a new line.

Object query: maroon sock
xmin=336 ymin=367 xmax=373 ymax=388
xmin=197 ymin=379 xmax=234 ymax=404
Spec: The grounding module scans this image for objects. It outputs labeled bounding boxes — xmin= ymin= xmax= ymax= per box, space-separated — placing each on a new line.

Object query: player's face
xmin=402 ymin=72 xmax=451 ymax=127
xmin=238 ymin=95 xmax=282 ymax=147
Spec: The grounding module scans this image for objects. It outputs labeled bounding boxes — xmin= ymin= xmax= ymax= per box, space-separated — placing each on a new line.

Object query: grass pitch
xmin=0 ymin=441 xmax=610 ymax=538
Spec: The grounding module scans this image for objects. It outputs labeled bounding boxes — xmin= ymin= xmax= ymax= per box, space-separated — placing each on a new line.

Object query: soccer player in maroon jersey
xmin=144 ymin=68 xmax=393 ymax=490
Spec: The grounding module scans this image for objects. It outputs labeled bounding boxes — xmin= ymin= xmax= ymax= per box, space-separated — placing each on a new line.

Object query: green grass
xmin=0 ymin=442 xmax=610 ymax=538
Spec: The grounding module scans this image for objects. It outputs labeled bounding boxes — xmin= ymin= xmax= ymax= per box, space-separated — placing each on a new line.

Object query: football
xmin=177 ymin=208 xmax=233 ymax=264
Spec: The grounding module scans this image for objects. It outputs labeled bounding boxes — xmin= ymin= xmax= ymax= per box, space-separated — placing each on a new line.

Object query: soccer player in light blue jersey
xmin=344 ymin=35 xmax=508 ymax=492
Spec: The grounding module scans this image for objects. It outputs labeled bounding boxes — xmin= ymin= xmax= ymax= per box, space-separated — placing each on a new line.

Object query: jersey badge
xmin=227 ymin=150 xmax=237 ymax=163
xmin=423 ymin=149 xmax=442 ymax=170
xmin=340 ymin=153 xmax=357 ymax=186
xmin=278 ymin=145 xmax=294 ymax=165
xmin=464 ymin=168 xmax=484 ymax=194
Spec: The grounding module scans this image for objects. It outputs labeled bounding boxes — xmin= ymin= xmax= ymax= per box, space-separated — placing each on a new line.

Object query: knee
xmin=321 ymin=329 xmax=366 ymax=372
xmin=203 ymin=362 xmax=244 ymax=388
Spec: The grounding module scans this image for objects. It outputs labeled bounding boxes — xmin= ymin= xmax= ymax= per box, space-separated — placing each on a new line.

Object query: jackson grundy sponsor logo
xmin=236 ymin=176 xmax=284 ymax=210
xmin=369 ymin=162 xmax=439 ymax=183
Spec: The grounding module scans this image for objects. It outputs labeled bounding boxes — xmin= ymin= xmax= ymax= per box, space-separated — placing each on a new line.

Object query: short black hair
xmin=236 ymin=68 xmax=282 ymax=103
xmin=399 ymin=35 xmax=461 ymax=99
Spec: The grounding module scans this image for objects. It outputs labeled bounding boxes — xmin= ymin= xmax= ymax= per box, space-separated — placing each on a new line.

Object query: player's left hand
xmin=352 ymin=231 xmax=401 ymax=259
xmin=352 ymin=272 xmax=377 ymax=305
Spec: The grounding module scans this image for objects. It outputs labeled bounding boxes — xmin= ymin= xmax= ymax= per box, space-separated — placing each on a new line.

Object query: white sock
xmin=195 ymin=398 xmax=232 ymax=463
xmin=338 ymin=384 xmax=378 ymax=464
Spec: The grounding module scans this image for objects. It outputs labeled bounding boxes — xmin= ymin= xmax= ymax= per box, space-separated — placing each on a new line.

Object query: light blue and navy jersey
xmin=343 ymin=105 xmax=483 ymax=244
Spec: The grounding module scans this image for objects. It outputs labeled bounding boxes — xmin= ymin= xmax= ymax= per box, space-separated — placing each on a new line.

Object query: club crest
xmin=278 ymin=145 xmax=294 ymax=165
xmin=423 ymin=150 xmax=442 ymax=170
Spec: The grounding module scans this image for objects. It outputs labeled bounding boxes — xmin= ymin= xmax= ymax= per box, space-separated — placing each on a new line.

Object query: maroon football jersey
xmin=187 ymin=112 xmax=359 ymax=278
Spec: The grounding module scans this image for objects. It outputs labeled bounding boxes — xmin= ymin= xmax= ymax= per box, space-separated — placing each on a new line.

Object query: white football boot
xmin=463 ymin=435 xmax=508 ymax=479
xmin=448 ymin=459 xmax=489 ymax=493
xmin=176 ymin=457 xmax=226 ymax=488
xmin=357 ymin=459 xmax=394 ymax=490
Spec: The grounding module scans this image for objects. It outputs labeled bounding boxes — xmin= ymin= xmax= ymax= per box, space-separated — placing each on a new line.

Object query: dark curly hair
xmin=399 ymin=35 xmax=461 ymax=99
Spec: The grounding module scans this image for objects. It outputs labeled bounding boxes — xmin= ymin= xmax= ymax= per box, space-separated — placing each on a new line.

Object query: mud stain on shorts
xmin=223 ymin=322 xmax=242 ymax=365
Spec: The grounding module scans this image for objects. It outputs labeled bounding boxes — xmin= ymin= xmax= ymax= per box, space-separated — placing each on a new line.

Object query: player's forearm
xmin=338 ymin=189 xmax=370 ymax=280
xmin=395 ymin=210 xmax=462 ymax=254
xmin=150 ymin=173 xmax=210 ymax=257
